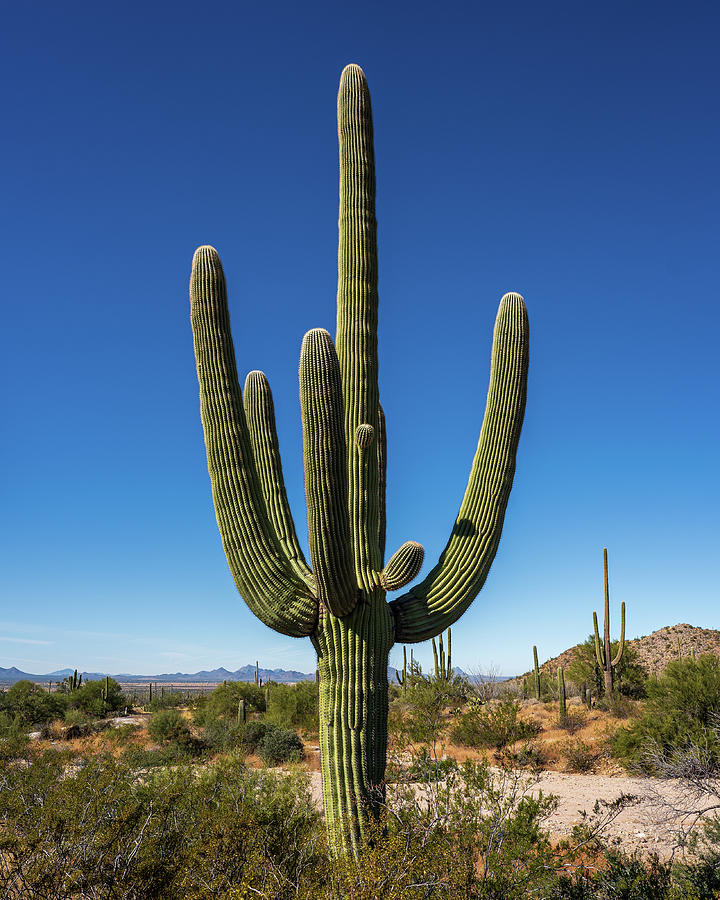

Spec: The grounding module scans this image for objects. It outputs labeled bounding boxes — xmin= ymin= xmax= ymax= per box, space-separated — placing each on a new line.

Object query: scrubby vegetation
xmin=3 ymin=668 xmax=720 ymax=898
xmin=612 ymin=653 xmax=720 ymax=770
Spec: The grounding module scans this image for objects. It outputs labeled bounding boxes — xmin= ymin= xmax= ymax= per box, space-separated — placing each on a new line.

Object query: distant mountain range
xmin=0 ymin=664 xmax=316 ymax=685
xmin=0 ymin=663 xmax=509 ymax=686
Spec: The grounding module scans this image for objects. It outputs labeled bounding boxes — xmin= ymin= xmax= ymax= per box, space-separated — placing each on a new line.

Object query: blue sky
xmin=1 ymin=1 xmax=718 ymax=677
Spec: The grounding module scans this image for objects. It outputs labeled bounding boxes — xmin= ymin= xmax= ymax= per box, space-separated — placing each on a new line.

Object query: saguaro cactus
xmin=593 ymin=548 xmax=626 ymax=696
xmin=532 ymin=645 xmax=541 ymax=700
xmin=189 ymin=64 xmax=529 ymax=856
xmin=432 ymin=628 xmax=453 ymax=680
xmin=557 ymin=666 xmax=567 ymax=723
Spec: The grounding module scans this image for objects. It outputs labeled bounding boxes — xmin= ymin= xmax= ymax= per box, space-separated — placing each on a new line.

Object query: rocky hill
xmin=531 ymin=624 xmax=720 ymax=681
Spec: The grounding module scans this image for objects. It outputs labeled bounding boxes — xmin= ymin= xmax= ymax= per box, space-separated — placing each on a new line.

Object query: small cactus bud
xmin=354 ymin=423 xmax=374 ymax=448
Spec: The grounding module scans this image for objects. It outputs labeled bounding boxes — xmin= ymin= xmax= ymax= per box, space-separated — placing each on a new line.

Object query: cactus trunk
xmin=314 ymin=603 xmax=393 ymax=856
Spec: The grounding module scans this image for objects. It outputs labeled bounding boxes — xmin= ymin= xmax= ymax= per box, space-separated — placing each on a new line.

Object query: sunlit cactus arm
xmin=593 ymin=611 xmax=604 ymax=667
xmin=190 ymin=246 xmax=317 ymax=637
xmin=243 ymin=370 xmax=313 ymax=585
xmin=299 ymin=328 xmax=357 ymax=617
xmin=612 ymin=601 xmax=626 ymax=665
xmin=335 ymin=64 xmax=381 ymax=593
xmin=389 ymin=292 xmax=529 ymax=642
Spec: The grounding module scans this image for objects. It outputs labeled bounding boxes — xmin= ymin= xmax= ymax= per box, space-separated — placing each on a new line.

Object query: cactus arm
xmin=377 ymin=403 xmax=387 ymax=564
xmin=447 ymin=627 xmax=452 ymax=677
xmin=335 ymin=64 xmax=381 ymax=593
xmin=432 ymin=637 xmax=439 ymax=678
xmin=190 ymin=246 xmax=317 ymax=637
xmin=593 ymin=611 xmax=605 ymax=667
xmin=612 ymin=601 xmax=626 ymax=666
xmin=380 ymin=541 xmax=424 ymax=591
xmin=439 ymin=632 xmax=445 ymax=676
xmin=243 ymin=370 xmax=313 ymax=585
xmin=389 ymin=292 xmax=529 ymax=642
xmin=299 ymin=329 xmax=357 ymax=617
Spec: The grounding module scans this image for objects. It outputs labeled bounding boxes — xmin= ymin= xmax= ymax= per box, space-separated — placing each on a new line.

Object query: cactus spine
xmin=189 ymin=64 xmax=529 ymax=857
xmin=558 ymin=667 xmax=566 ymax=723
xmin=532 ymin=645 xmax=541 ymax=700
xmin=432 ymin=628 xmax=453 ymax=680
xmin=592 ymin=548 xmax=625 ymax=696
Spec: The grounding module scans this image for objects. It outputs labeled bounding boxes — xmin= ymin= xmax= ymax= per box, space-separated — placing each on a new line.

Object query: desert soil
xmin=306 ymin=768 xmax=718 ymax=859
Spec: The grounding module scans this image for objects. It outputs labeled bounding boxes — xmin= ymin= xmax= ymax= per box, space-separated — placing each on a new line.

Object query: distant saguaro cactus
xmin=432 ymin=628 xmax=453 ymax=680
xmin=593 ymin=548 xmax=626 ymax=696
xmin=558 ymin=667 xmax=567 ymax=723
xmin=532 ymin=645 xmax=541 ymax=700
xmin=189 ymin=64 xmax=529 ymax=857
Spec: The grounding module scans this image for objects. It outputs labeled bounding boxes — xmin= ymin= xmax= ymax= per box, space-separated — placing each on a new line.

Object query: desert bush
xmin=146 ymin=690 xmax=186 ymax=711
xmin=612 ymin=654 xmax=720 ymax=770
xmin=0 ymin=680 xmax=66 ymax=728
xmin=450 ymin=698 xmax=541 ymax=750
xmin=147 ymin=708 xmax=194 ymax=749
xmin=258 ymin=726 xmax=304 ymax=766
xmin=201 ymin=718 xmax=246 ymax=752
xmin=557 ymin=708 xmax=586 ymax=734
xmin=562 ymin=739 xmax=601 ymax=773
xmin=193 ymin=681 xmax=266 ymax=729
xmin=66 ymin=677 xmax=125 ymax=716
xmin=266 ymin=682 xmax=319 ymax=733
xmin=0 ymin=750 xmax=323 ymax=899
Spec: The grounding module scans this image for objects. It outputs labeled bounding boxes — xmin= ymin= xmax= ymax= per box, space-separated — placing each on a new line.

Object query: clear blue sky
xmin=1 ymin=1 xmax=718 ymax=677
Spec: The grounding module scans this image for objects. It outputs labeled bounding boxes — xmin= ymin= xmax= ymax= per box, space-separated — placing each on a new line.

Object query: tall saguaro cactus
xmin=189 ymin=64 xmax=529 ymax=857
xmin=593 ymin=548 xmax=626 ymax=696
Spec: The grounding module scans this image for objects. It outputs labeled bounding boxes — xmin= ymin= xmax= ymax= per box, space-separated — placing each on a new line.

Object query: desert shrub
xmin=64 ymin=706 xmax=92 ymax=727
xmin=450 ymin=698 xmax=541 ymax=750
xmin=147 ymin=708 xmax=193 ymax=748
xmin=557 ymin=709 xmax=586 ymax=733
xmin=562 ymin=739 xmax=601 ymax=773
xmin=106 ymin=723 xmax=139 ymax=745
xmin=258 ymin=726 xmax=304 ymax=766
xmin=193 ymin=682 xmax=266 ymax=732
xmin=0 ymin=750 xmax=323 ymax=899
xmin=331 ymin=757 xmax=562 ymax=898
xmin=66 ymin=678 xmax=125 ymax=716
xmin=241 ymin=719 xmax=272 ymax=753
xmin=201 ymin=718 xmax=246 ymax=752
xmin=0 ymin=680 xmax=66 ymax=727
xmin=612 ymin=654 xmax=720 ymax=770
xmin=266 ymin=682 xmax=319 ymax=732
xmin=496 ymin=741 xmax=547 ymax=772
xmin=146 ymin=691 xmax=185 ymax=711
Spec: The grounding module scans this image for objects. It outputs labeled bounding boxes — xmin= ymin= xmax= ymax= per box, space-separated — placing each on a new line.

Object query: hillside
xmin=531 ymin=623 xmax=720 ymax=681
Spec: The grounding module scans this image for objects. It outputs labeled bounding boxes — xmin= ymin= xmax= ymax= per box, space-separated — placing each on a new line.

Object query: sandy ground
xmin=305 ymin=768 xmax=719 ymax=859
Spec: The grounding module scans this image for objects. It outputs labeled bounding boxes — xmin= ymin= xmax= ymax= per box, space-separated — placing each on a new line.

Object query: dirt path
xmin=306 ymin=769 xmax=719 ymax=859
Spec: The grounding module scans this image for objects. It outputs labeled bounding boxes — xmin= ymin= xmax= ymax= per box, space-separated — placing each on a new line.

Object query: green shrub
xmin=195 ymin=681 xmax=266 ymax=724
xmin=561 ymin=739 xmax=601 ymax=773
xmin=147 ymin=709 xmax=193 ymax=747
xmin=146 ymin=691 xmax=185 ymax=711
xmin=612 ymin=654 xmax=720 ymax=770
xmin=0 ymin=750 xmax=323 ymax=898
xmin=62 ymin=679 xmax=125 ymax=718
xmin=450 ymin=698 xmax=541 ymax=750
xmin=0 ymin=681 xmax=66 ymax=727
xmin=241 ymin=719 xmax=272 ymax=754
xmin=266 ymin=682 xmax=318 ymax=732
xmin=257 ymin=726 xmax=303 ymax=766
